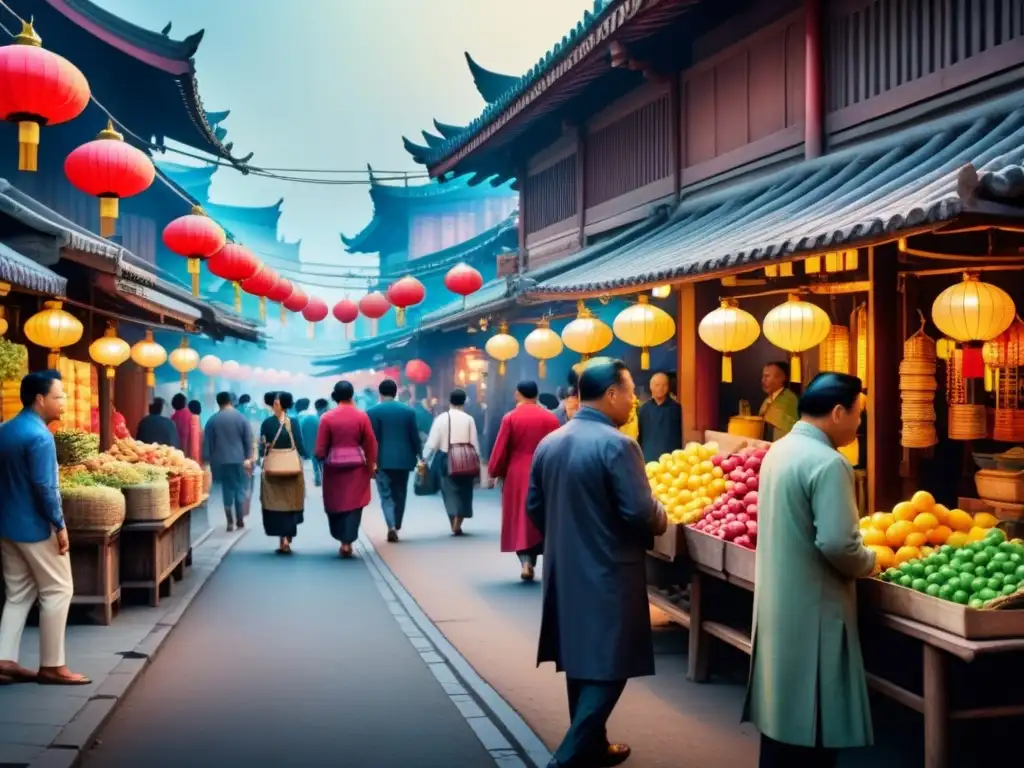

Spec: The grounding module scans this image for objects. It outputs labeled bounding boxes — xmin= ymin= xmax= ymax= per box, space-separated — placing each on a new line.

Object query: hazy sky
xmin=93 ymin=0 xmax=594 ymax=271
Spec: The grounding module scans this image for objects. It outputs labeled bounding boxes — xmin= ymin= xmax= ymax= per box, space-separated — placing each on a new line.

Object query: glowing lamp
xmin=405 ymin=359 xmax=432 ymax=385
xmin=333 ymin=298 xmax=359 ymax=339
xmin=241 ymin=266 xmax=278 ymax=322
xmin=387 ymin=275 xmax=425 ymax=326
xmin=162 ymin=206 xmax=226 ymax=296
xmin=485 ymin=321 xmax=519 ymax=376
xmin=444 ymin=263 xmax=483 ymax=307
xmin=524 ymin=319 xmax=563 ymax=379
xmin=651 ymin=285 xmax=672 ymax=299
xmin=561 ymin=301 xmax=613 ymax=362
xmin=932 ymin=273 xmax=1016 ymax=343
xmin=88 ymin=324 xmax=130 ymax=378
xmin=208 ymin=244 xmax=259 ymax=312
xmin=302 ymin=297 xmax=329 ymax=339
xmin=130 ymin=329 xmax=167 ymax=388
xmin=199 ymin=355 xmax=222 ymax=377
xmin=221 ymin=360 xmax=240 ymax=380
xmin=612 ymin=295 xmax=676 ymax=370
xmin=762 ymin=294 xmax=832 ymax=383
xmin=168 ymin=338 xmax=200 ymax=390
xmin=698 ymin=299 xmax=760 ymax=383
xmin=24 ymin=300 xmax=83 ymax=368
xmin=358 ymin=292 xmax=391 ymax=337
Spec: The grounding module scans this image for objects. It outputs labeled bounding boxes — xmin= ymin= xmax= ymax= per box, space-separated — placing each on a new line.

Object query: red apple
xmin=734 ymin=535 xmax=752 ymax=548
xmin=753 ymin=448 xmax=768 ymax=461
xmin=743 ymin=491 xmax=758 ymax=506
xmin=746 ymin=520 xmax=758 ymax=537
xmin=747 ymin=476 xmax=759 ymax=491
xmin=746 ymin=504 xmax=759 ymax=518
xmin=733 ymin=482 xmax=749 ymax=497
xmin=744 ymin=456 xmax=762 ymax=472
xmin=736 ymin=513 xmax=749 ymax=524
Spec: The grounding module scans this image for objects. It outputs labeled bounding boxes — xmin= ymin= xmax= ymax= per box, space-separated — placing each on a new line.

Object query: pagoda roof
xmin=465 ymin=52 xmax=520 ymax=104
xmin=155 ymin=160 xmax=216 ymax=200
xmin=41 ymin=0 xmax=250 ymax=165
xmin=381 ymin=212 xmax=518 ymax=280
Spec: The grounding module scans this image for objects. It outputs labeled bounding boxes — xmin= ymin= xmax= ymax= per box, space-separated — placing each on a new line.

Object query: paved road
xmin=81 ymin=484 xmax=508 ymax=768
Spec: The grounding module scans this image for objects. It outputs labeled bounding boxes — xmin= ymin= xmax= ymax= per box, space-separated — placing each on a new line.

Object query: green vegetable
xmin=54 ymin=429 xmax=99 ymax=466
xmin=0 ymin=338 xmax=27 ymax=382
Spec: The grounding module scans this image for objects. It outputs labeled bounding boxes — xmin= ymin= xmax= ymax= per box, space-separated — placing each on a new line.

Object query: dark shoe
xmin=387 ymin=529 xmax=399 ymax=543
xmin=0 ymin=662 xmax=35 ymax=683
xmin=226 ymin=521 xmax=235 ymax=532
xmin=340 ymin=544 xmax=354 ymax=559
xmin=37 ymin=667 xmax=91 ymax=686
xmin=601 ymin=744 xmax=631 ymax=767
xmin=236 ymin=519 xmax=245 ymax=529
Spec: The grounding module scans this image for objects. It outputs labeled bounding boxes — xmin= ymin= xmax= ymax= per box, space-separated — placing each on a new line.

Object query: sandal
xmin=37 ymin=670 xmax=91 ymax=686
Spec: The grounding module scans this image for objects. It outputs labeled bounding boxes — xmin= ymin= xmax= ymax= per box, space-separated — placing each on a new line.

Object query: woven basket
xmin=60 ymin=487 xmax=126 ymax=531
xmin=949 ymin=404 xmax=987 ymax=441
xmin=902 ymin=421 xmax=938 ymax=448
xmin=167 ymin=475 xmax=181 ymax=510
xmin=994 ymin=410 xmax=1024 ymax=443
xmin=902 ymin=402 xmax=937 ymax=421
xmin=901 ymin=389 xmax=936 ymax=403
xmin=904 ymin=314 xmax=937 ymax=361
xmin=900 ymin=374 xmax=938 ymax=391
xmin=123 ymin=483 xmax=172 ymax=522
xmin=899 ymin=360 xmax=937 ymax=376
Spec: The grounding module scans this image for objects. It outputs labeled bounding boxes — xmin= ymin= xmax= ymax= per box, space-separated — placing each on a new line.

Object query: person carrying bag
xmin=258 ymin=393 xmax=306 ymax=554
xmin=421 ymin=389 xmax=479 ymax=535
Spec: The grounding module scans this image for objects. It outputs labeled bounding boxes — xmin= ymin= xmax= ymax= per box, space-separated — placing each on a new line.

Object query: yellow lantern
xmin=935 ymin=338 xmax=955 ymax=361
xmin=931 ymin=272 xmax=1015 ymax=343
xmin=88 ymin=324 xmax=130 ymax=378
xmin=524 ymin=319 xmax=563 ymax=379
xmin=24 ymin=300 xmax=83 ymax=368
xmin=651 ymin=285 xmax=672 ymax=299
xmin=561 ymin=301 xmax=613 ymax=362
xmin=168 ymin=337 xmax=200 ymax=390
xmin=818 ymin=325 xmax=850 ymax=374
xmin=485 ymin=321 xmax=519 ymax=376
xmin=130 ymin=329 xmax=167 ymax=388
xmin=854 ymin=304 xmax=868 ymax=382
xmin=762 ymin=294 xmax=832 ymax=384
xmin=613 ymin=295 xmax=675 ymax=370
xmin=698 ymin=299 xmax=760 ymax=382
xmin=0 ymin=306 xmax=7 ymax=337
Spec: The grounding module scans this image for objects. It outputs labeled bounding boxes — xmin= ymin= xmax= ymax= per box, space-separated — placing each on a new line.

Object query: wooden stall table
xmin=68 ymin=526 xmax=122 ymax=625
xmin=120 ymin=496 xmax=207 ymax=607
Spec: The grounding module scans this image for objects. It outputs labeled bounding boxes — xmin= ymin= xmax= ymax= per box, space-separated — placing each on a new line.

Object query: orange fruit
xmin=973 ymin=512 xmax=999 ymax=530
xmin=927 ymin=525 xmax=952 ymax=545
xmin=872 ymin=512 xmax=895 ymax=530
xmin=892 ymin=501 xmax=917 ymax=521
xmin=868 ymin=545 xmax=895 ymax=571
xmin=911 ymin=490 xmax=936 ymax=511
xmin=947 ymin=509 xmax=973 ymax=532
xmin=913 ymin=512 xmax=939 ymax=533
xmin=932 ymin=504 xmax=950 ymax=525
xmin=859 ymin=516 xmax=872 ymax=529
xmin=967 ymin=526 xmax=988 ymax=542
xmin=946 ymin=531 xmax=969 ymax=549
xmin=894 ymin=546 xmax=921 ymax=565
xmin=905 ymin=532 xmax=928 ymax=548
xmin=861 ymin=528 xmax=887 ymax=547
xmin=885 ymin=520 xmax=914 ymax=548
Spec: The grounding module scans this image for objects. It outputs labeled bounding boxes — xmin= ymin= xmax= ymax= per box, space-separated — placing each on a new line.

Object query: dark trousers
xmin=376 ymin=470 xmax=410 ymax=530
xmin=327 ymin=509 xmax=363 ymax=545
xmin=213 ymin=464 xmax=248 ymax=523
xmin=550 ymin=678 xmax=626 ymax=767
xmin=516 ymin=543 xmax=543 ymax=567
xmin=758 ymin=734 xmax=838 ymax=768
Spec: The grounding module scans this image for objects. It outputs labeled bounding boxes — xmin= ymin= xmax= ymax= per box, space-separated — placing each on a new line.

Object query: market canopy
xmin=527 ymin=95 xmax=1024 ymax=297
xmin=0 ymin=242 xmax=67 ymax=296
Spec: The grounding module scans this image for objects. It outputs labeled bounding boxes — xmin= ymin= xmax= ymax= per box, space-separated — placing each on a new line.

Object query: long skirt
xmin=439 ymin=471 xmax=474 ymax=520
xmin=261 ymin=470 xmax=305 ymax=538
xmin=327 ymin=508 xmax=363 ymax=544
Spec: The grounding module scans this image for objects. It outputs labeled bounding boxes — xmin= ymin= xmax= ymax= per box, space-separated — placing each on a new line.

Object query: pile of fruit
xmin=645 ymin=442 xmax=728 ymax=525
xmin=878 ymin=528 xmax=1024 ymax=607
xmin=859 ymin=491 xmax=1000 ymax=571
xmin=108 ymin=437 xmax=201 ymax=474
xmin=688 ymin=446 xmax=766 ymax=549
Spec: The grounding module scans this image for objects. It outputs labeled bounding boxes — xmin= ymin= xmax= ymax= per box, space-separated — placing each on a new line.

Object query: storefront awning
xmin=0 ymin=241 xmax=67 ymax=295
xmin=529 ymin=95 xmax=1024 ymax=297
xmin=95 ymin=272 xmax=202 ymax=325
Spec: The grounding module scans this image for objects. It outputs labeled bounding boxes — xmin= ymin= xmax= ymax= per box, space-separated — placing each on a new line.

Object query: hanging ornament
xmin=818 ymin=326 xmax=851 ymax=374
xmin=932 ymin=272 xmax=1015 ymax=380
xmin=524 ymin=319 xmax=563 ymax=379
xmin=168 ymin=337 xmax=200 ymax=391
xmin=0 ymin=21 xmax=90 ymax=172
xmin=302 ymin=297 xmax=329 ymax=339
xmin=486 ymin=321 xmax=520 ymax=376
xmin=162 ymin=206 xmax=226 ymax=296
xmin=88 ymin=324 xmax=130 ymax=378
xmin=241 ymin=266 xmax=277 ymax=322
xmin=332 ymin=298 xmax=359 ymax=339
xmin=24 ymin=300 xmax=83 ymax=368
xmin=405 ymin=359 xmax=432 ymax=385
xmin=387 ymin=275 xmax=425 ymax=326
xmin=697 ymin=299 xmax=760 ymax=383
xmin=283 ymin=286 xmax=309 ymax=321
xmin=444 ymin=263 xmax=484 ymax=308
xmin=198 ymin=355 xmax=222 ymax=377
xmin=762 ymin=294 xmax=832 ymax=384
xmin=266 ymin=277 xmax=294 ymax=324
xmin=612 ymin=294 xmax=676 ymax=370
xmin=221 ymin=360 xmax=241 ymax=380
xmin=561 ymin=301 xmax=613 ymax=362
xmin=130 ymin=329 xmax=167 ymax=388
xmin=64 ymin=121 xmax=155 ymax=237
xmin=853 ymin=304 xmax=869 ymax=383
xmin=358 ymin=292 xmax=391 ymax=337
xmin=208 ymin=244 xmax=259 ymax=312
xmin=651 ymin=285 xmax=672 ymax=299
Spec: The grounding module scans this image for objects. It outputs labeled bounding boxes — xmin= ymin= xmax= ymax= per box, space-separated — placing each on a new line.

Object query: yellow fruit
xmin=885 ymin=520 xmax=914 ymax=548
xmin=700 ymin=473 xmax=713 ymax=486
xmin=932 ymin=504 xmax=950 ymax=525
xmin=687 ymin=454 xmax=702 ymax=466
xmin=872 ymin=512 xmax=895 ymax=530
xmin=911 ymin=490 xmax=936 ymax=511
xmin=712 ymin=466 xmax=724 ymax=479
xmin=905 ymin=532 xmax=928 ymax=549
xmin=654 ymin=484 xmax=667 ymax=496
xmin=892 ymin=501 xmax=916 ymax=521
xmin=861 ymin=528 xmax=886 ymax=546
xmin=927 ymin=525 xmax=952 ymax=545
xmin=894 ymin=546 xmax=921 ymax=565
xmin=973 ymin=512 xmax=999 ymax=529
xmin=645 ymin=462 xmax=661 ymax=475
xmin=945 ymin=531 xmax=969 ymax=548
xmin=686 ymin=475 xmax=702 ymax=492
xmin=859 ymin=516 xmax=872 ymax=529
xmin=913 ymin=512 xmax=939 ymax=533
xmin=660 ymin=453 xmax=674 ymax=464
xmin=697 ymin=497 xmax=712 ymax=509
xmin=920 ymin=546 xmax=934 ymax=557
xmin=967 ymin=526 xmax=988 ymax=542
xmin=710 ymin=479 xmax=726 ymax=495
xmin=947 ymin=509 xmax=973 ymax=532
xmin=697 ymin=447 xmax=711 ymax=461
xmin=868 ymin=545 xmax=896 ymax=571
xmin=698 ymin=460 xmax=714 ymax=474
xmin=685 ymin=442 xmax=701 ymax=453
xmin=671 ymin=449 xmax=686 ymax=461
xmin=672 ymin=475 xmax=687 ymax=490
xmin=678 ymin=489 xmax=693 ymax=504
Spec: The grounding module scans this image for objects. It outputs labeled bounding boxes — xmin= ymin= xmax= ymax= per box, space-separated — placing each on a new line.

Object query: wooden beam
xmin=575 ymin=126 xmax=586 ymax=249
xmin=678 ymin=283 xmax=697 ymax=440
xmin=804 ymin=0 xmax=823 ymax=159
xmin=867 ymin=243 xmax=902 ymax=513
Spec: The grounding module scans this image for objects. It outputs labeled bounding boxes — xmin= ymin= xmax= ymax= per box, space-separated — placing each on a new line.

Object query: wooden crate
xmin=683 ymin=528 xmax=725 ymax=572
xmin=724 ymin=543 xmax=756 ymax=583
xmin=860 ymin=578 xmax=1024 ymax=639
xmin=648 ymin=524 xmax=682 ymax=562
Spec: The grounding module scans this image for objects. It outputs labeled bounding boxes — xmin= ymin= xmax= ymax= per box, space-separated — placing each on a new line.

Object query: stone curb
xmin=26 ymin=529 xmax=250 ymax=768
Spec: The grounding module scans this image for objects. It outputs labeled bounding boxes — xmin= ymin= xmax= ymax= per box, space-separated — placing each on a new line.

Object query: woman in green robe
xmin=758 ymin=361 xmax=799 ymax=441
xmin=744 ymin=372 xmax=875 ymax=767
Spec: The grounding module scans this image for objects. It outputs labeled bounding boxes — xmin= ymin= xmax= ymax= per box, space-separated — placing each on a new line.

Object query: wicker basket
xmin=899 ymin=374 xmax=939 ymax=391
xmin=167 ymin=475 xmax=181 ymax=510
xmin=993 ymin=411 xmax=1024 ymax=443
xmin=901 ymin=389 xmax=936 ymax=403
xmin=123 ymin=483 xmax=172 ymax=522
xmin=904 ymin=315 xmax=937 ymax=361
xmin=899 ymin=360 xmax=937 ymax=376
xmin=902 ymin=422 xmax=938 ymax=448
xmin=179 ymin=473 xmax=202 ymax=507
xmin=902 ymin=402 xmax=937 ymax=421
xmin=60 ymin=487 xmax=126 ymax=531
xmin=949 ymin=404 xmax=987 ymax=441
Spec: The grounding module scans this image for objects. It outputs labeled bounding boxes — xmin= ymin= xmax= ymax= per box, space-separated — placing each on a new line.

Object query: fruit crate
xmin=648 ymin=524 xmax=683 ymax=562
xmin=724 ymin=542 xmax=756 ymax=584
xmin=683 ymin=527 xmax=725 ymax=572
xmin=860 ymin=578 xmax=1024 ymax=639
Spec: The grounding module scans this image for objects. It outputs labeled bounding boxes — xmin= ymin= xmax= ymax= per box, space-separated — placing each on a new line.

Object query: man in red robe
xmin=487 ymin=380 xmax=560 ymax=581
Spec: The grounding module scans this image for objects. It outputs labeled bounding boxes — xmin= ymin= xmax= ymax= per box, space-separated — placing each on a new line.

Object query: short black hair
xmin=539 ymin=392 xmax=559 ymax=410
xmin=579 ymin=359 xmax=629 ymax=401
xmin=149 ymin=398 xmax=165 ymax=416
xmin=314 ymin=398 xmax=329 ymax=411
xmin=188 ymin=400 xmax=202 ymax=415
xmin=20 ymin=370 xmax=60 ymax=409
xmin=379 ymin=379 xmax=398 ymax=398
xmin=449 ymin=388 xmax=467 ymax=407
xmin=516 ymin=380 xmax=539 ymax=399
xmin=171 ymin=393 xmax=188 ymax=410
xmin=216 ymin=391 xmax=232 ymax=407
xmin=276 ymin=391 xmax=294 ymax=410
xmin=566 ymin=369 xmax=579 ymax=388
xmin=765 ymin=361 xmax=791 ymax=381
xmin=295 ymin=398 xmax=310 ymax=413
xmin=238 ymin=394 xmax=251 ymax=405
xmin=798 ymin=373 xmax=862 ymax=417
xmin=332 ymin=380 xmax=354 ymax=404
xmin=263 ymin=391 xmax=277 ymax=407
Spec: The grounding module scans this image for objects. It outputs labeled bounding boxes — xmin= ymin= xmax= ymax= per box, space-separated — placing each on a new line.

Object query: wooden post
xmin=679 ymin=282 xmax=720 ymax=442
xmin=575 ymin=126 xmax=586 ymax=248
xmin=98 ymin=370 xmax=112 ymax=451
xmin=868 ymin=244 xmax=901 ymax=513
xmin=517 ymin=163 xmax=528 ymax=274
xmin=804 ymin=0 xmax=824 ymax=159
xmin=669 ymin=72 xmax=682 ymax=204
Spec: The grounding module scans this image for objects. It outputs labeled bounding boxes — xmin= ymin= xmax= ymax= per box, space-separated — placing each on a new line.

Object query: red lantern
xmin=405 ymin=359 xmax=432 ymax=385
xmin=445 ymin=263 xmax=484 ymax=307
xmin=283 ymin=286 xmax=308 ymax=314
xmin=266 ymin=276 xmax=294 ymax=324
xmin=241 ymin=266 xmax=278 ymax=322
xmin=64 ymin=121 xmax=155 ymax=238
xmin=333 ymin=298 xmax=359 ymax=340
xmin=208 ymin=243 xmax=259 ymax=312
xmin=387 ymin=275 xmax=425 ymax=327
xmin=0 ymin=21 xmax=90 ymax=172
xmin=302 ymin=297 xmax=328 ymax=339
xmin=358 ymin=292 xmax=391 ymax=337
xmin=163 ymin=206 xmax=226 ymax=296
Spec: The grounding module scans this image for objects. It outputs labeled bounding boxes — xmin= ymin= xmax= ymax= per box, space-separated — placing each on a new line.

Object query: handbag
xmin=326 ymin=445 xmax=366 ymax=469
xmin=446 ymin=411 xmax=480 ymax=478
xmin=414 ymin=455 xmax=440 ymax=496
xmin=263 ymin=418 xmax=303 ymax=477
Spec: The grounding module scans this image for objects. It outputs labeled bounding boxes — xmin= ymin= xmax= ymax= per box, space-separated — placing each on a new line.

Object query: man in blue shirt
xmin=204 ymin=391 xmax=255 ymax=532
xmin=0 ymin=370 xmax=89 ymax=685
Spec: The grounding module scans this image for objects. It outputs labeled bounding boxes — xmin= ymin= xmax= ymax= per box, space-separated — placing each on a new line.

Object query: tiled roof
xmin=420 ymin=277 xmax=513 ymax=330
xmin=465 ymin=52 xmax=520 ymax=104
xmin=0 ymin=242 xmax=67 ymax=295
xmin=530 ymin=98 xmax=1024 ymax=295
xmin=381 ymin=213 xmax=518 ymax=280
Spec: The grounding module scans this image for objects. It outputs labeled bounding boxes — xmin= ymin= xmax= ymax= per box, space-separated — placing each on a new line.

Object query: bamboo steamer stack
xmin=900 ymin=321 xmax=938 ymax=448
xmin=946 ymin=349 xmax=987 ymax=441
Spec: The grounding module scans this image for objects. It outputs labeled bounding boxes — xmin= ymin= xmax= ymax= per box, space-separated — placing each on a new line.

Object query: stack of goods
xmin=687 ymin=445 xmax=766 ymax=550
xmin=107 ymin=437 xmax=204 ymax=507
xmin=946 ymin=348 xmax=987 ymax=441
xmin=61 ymin=453 xmax=173 ymax=523
xmin=900 ymin=323 xmax=938 ymax=448
xmin=0 ymin=338 xmax=28 ymax=421
xmin=53 ymin=359 xmax=98 ymax=434
xmin=645 ymin=441 xmax=729 ymax=526
xmin=54 ymin=429 xmax=99 ymax=466
xmin=57 ymin=485 xmax=126 ymax=532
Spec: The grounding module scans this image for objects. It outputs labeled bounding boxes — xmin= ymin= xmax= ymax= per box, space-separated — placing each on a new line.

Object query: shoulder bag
xmin=446 ymin=411 xmax=480 ymax=478
xmin=263 ymin=418 xmax=302 ymax=477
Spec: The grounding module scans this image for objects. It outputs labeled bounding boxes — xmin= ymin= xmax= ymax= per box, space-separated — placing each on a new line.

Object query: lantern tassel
xmin=146 ymin=371 xmax=155 ymax=388
xmin=187 ymin=257 xmax=200 ymax=297
xmin=641 ymin=348 xmax=650 ymax=370
xmin=984 ymin=367 xmax=994 ymax=393
xmin=47 ymin=350 xmax=60 ymax=369
xmin=233 ymin=282 xmax=242 ymax=313
xmin=538 ymin=360 xmax=546 ymax=379
xmin=280 ymin=304 xmax=287 ymax=325
xmin=307 ymin=322 xmax=315 ymax=340
xmin=18 ymin=121 xmax=39 ymax=172
xmin=105 ymin=366 xmax=115 ymax=379
xmin=498 ymin=360 xmax=506 ymax=376
xmin=790 ymin=354 xmax=802 ymax=384
xmin=722 ymin=354 xmax=733 ymax=383
xmin=371 ymin=319 xmax=378 ymax=337
xmin=396 ymin=307 xmax=406 ymax=327
xmin=180 ymin=374 xmax=188 ymax=391
xmin=259 ymin=297 xmax=267 ymax=322
xmin=99 ymin=197 xmax=118 ymax=238
xmin=344 ymin=324 xmax=351 ymax=340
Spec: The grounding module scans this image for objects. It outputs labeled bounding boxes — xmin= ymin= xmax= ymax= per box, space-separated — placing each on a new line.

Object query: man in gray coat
xmin=203 ymin=391 xmax=254 ymax=532
xmin=527 ymin=358 xmax=668 ymax=768
xmin=367 ymin=379 xmax=422 ymax=542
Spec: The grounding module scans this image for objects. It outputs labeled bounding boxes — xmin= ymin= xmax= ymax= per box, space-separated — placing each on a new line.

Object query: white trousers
xmin=0 ymin=535 xmax=74 ymax=667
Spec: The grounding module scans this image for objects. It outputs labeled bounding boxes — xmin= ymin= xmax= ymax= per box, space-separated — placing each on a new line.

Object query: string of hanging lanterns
xmin=358 ymin=292 xmax=391 ymax=337
xmin=163 ymin=207 xmax=227 ymax=297
xmin=524 ymin=319 xmax=562 ymax=379
xmin=168 ymin=337 xmax=200 ymax=390
xmin=333 ymin=298 xmax=359 ymax=339
xmin=387 ymin=276 xmax=425 ymax=327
